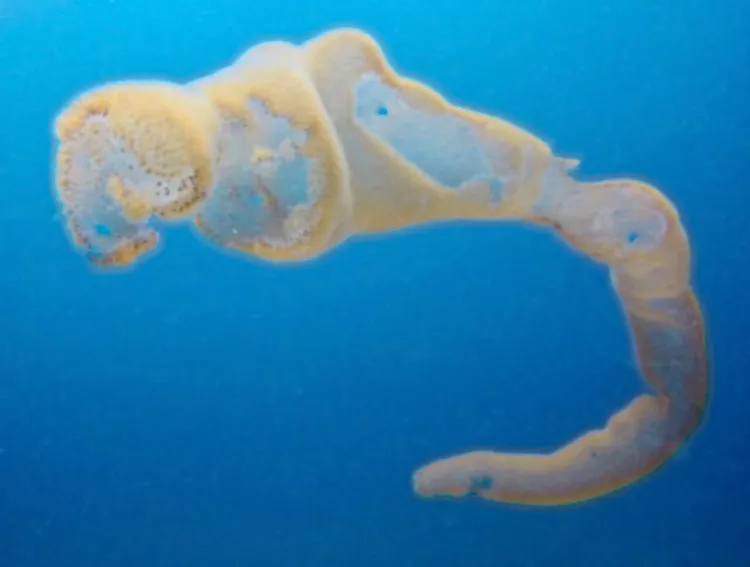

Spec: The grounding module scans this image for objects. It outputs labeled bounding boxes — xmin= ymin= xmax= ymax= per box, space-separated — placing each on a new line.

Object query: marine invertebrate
xmin=53 ymin=28 xmax=708 ymax=506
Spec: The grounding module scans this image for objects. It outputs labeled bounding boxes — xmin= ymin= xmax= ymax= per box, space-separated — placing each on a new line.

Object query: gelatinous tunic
xmin=53 ymin=29 xmax=709 ymax=506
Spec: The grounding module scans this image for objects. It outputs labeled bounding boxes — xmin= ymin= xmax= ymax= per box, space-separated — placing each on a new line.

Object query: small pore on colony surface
xmin=469 ymin=474 xmax=494 ymax=494
xmin=591 ymin=185 xmax=668 ymax=257
xmin=352 ymin=74 xmax=510 ymax=202
xmin=546 ymin=178 xmax=669 ymax=262
xmin=195 ymin=97 xmax=322 ymax=254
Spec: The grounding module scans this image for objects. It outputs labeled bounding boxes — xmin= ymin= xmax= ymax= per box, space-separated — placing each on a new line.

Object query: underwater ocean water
xmin=1 ymin=0 xmax=749 ymax=565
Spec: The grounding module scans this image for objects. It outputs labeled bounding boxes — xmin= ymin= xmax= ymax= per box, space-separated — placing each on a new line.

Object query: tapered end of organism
xmin=412 ymin=452 xmax=491 ymax=499
xmin=53 ymin=81 xmax=220 ymax=267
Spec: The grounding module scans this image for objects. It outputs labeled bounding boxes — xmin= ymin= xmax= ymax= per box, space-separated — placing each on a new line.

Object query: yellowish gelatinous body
xmin=53 ymin=28 xmax=709 ymax=506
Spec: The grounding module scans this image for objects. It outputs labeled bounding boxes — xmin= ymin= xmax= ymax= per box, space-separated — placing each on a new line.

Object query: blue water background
xmin=0 ymin=0 xmax=748 ymax=565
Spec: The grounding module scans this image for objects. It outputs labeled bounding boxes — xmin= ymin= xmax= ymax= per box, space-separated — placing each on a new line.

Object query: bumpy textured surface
xmin=53 ymin=28 xmax=709 ymax=506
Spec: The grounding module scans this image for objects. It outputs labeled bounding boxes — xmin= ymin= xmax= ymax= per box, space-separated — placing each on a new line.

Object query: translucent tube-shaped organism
xmin=52 ymin=28 xmax=709 ymax=506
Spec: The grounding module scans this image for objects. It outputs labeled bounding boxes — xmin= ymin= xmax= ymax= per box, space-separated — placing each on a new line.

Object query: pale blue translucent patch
xmin=353 ymin=74 xmax=508 ymax=201
xmin=196 ymin=97 xmax=315 ymax=247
